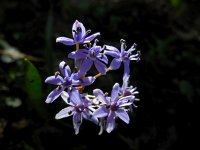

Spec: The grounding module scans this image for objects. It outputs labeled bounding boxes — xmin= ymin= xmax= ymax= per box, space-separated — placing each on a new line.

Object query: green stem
xmin=94 ymin=67 xmax=111 ymax=79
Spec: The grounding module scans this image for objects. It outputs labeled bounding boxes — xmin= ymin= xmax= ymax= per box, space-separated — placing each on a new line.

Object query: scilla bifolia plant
xmin=45 ymin=20 xmax=140 ymax=135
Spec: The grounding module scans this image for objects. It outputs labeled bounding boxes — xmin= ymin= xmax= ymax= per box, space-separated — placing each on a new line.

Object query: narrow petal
xmin=61 ymin=91 xmax=70 ymax=104
xmin=105 ymin=45 xmax=119 ymax=52
xmin=115 ymin=109 xmax=130 ymax=124
xmin=45 ymin=86 xmax=65 ymax=103
xmin=84 ymin=32 xmax=100 ymax=42
xmin=68 ymin=49 xmax=88 ymax=59
xmin=94 ymin=59 xmax=107 ymax=74
xmin=93 ymin=89 xmax=109 ymax=104
xmin=80 ymin=59 xmax=93 ymax=74
xmin=104 ymin=50 xmax=119 ymax=58
xmin=45 ymin=75 xmax=64 ymax=85
xmin=93 ymin=106 xmax=109 ymax=118
xmin=73 ymin=112 xmax=82 ymax=135
xmin=120 ymin=41 xmax=126 ymax=53
xmin=97 ymin=54 xmax=108 ymax=64
xmin=123 ymin=61 xmax=130 ymax=78
xmin=55 ymin=106 xmax=74 ymax=119
xmin=127 ymin=46 xmax=136 ymax=53
xmin=106 ymin=112 xmax=115 ymax=133
xmin=122 ymin=75 xmax=130 ymax=92
xmin=117 ymin=100 xmax=133 ymax=107
xmin=110 ymin=58 xmax=122 ymax=70
xmin=81 ymin=76 xmax=95 ymax=86
xmin=111 ymin=83 xmax=120 ymax=102
xmin=56 ymin=37 xmax=75 ymax=45
xmin=70 ymin=88 xmax=82 ymax=105
xmin=72 ymin=20 xmax=86 ymax=42
xmin=119 ymin=95 xmax=135 ymax=102
xmin=59 ymin=61 xmax=71 ymax=77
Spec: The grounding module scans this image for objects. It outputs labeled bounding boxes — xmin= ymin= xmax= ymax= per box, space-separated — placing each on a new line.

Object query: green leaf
xmin=24 ymin=59 xmax=48 ymax=119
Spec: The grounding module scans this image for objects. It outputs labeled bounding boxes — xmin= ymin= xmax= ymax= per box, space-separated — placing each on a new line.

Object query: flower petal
xmin=110 ymin=58 xmax=122 ymax=70
xmin=94 ymin=59 xmax=107 ymax=74
xmin=84 ymin=32 xmax=100 ymax=43
xmin=70 ymin=88 xmax=82 ymax=105
xmin=104 ymin=50 xmax=119 ymax=58
xmin=93 ymin=89 xmax=109 ymax=104
xmin=80 ymin=58 xmax=93 ymax=75
xmin=55 ymin=106 xmax=74 ymax=119
xmin=123 ymin=61 xmax=130 ymax=78
xmin=106 ymin=112 xmax=115 ymax=133
xmin=81 ymin=76 xmax=95 ymax=86
xmin=68 ymin=49 xmax=88 ymax=59
xmin=45 ymin=75 xmax=64 ymax=85
xmin=72 ymin=20 xmax=86 ymax=43
xmin=73 ymin=112 xmax=82 ymax=135
xmin=56 ymin=37 xmax=74 ymax=45
xmin=61 ymin=91 xmax=70 ymax=104
xmin=45 ymin=86 xmax=65 ymax=103
xmin=59 ymin=61 xmax=71 ymax=77
xmin=111 ymin=83 xmax=120 ymax=102
xmin=93 ymin=106 xmax=109 ymax=118
xmin=115 ymin=109 xmax=130 ymax=124
xmin=105 ymin=45 xmax=119 ymax=52
xmin=97 ymin=54 xmax=108 ymax=64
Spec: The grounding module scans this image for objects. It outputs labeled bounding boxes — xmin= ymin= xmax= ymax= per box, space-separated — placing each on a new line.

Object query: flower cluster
xmin=45 ymin=20 xmax=140 ymax=134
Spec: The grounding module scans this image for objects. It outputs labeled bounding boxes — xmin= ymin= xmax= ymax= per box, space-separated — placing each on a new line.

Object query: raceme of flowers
xmin=45 ymin=20 xmax=140 ymax=135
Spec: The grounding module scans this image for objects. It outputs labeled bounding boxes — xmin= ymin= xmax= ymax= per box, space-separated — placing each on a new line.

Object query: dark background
xmin=0 ymin=0 xmax=199 ymax=150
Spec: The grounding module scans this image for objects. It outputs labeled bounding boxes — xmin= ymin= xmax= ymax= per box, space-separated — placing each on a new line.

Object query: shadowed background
xmin=0 ymin=0 xmax=199 ymax=150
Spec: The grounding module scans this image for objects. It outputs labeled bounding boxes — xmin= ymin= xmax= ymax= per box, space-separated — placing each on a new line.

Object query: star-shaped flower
xmin=93 ymin=83 xmax=134 ymax=133
xmin=55 ymin=88 xmax=97 ymax=134
xmin=104 ymin=39 xmax=140 ymax=77
xmin=56 ymin=20 xmax=100 ymax=45
xmin=45 ymin=61 xmax=95 ymax=103
xmin=68 ymin=40 xmax=108 ymax=77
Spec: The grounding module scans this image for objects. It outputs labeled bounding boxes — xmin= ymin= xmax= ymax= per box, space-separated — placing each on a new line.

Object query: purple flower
xmin=93 ymin=83 xmax=134 ymax=133
xmin=68 ymin=40 xmax=108 ymax=77
xmin=120 ymin=75 xmax=139 ymax=112
xmin=104 ymin=39 xmax=140 ymax=77
xmin=45 ymin=61 xmax=95 ymax=103
xmin=55 ymin=88 xmax=97 ymax=134
xmin=56 ymin=20 xmax=100 ymax=45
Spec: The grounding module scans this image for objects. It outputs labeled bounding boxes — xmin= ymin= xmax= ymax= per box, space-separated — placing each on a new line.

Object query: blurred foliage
xmin=0 ymin=0 xmax=199 ymax=150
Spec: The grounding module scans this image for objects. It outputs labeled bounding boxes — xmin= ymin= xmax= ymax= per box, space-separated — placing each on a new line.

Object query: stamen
xmin=95 ymin=39 xmax=99 ymax=43
xmin=55 ymin=71 xmax=60 ymax=77
xmin=133 ymin=43 xmax=137 ymax=48
xmin=100 ymin=53 xmax=104 ymax=59
xmin=86 ymin=29 xmax=91 ymax=34
xmin=120 ymin=39 xmax=126 ymax=43
xmin=83 ymin=44 xmax=88 ymax=49
xmin=102 ymin=45 xmax=106 ymax=50
xmin=56 ymin=85 xmax=62 ymax=91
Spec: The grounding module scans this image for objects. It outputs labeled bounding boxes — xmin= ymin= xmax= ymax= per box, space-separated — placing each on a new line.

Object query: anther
xmin=102 ymin=45 xmax=106 ymax=50
xmin=137 ymin=51 xmax=141 ymax=56
xmin=95 ymin=39 xmax=99 ymax=43
xmin=120 ymin=39 xmax=126 ymax=43
xmin=56 ymin=85 xmax=62 ymax=91
xmin=86 ymin=29 xmax=91 ymax=34
xmin=55 ymin=71 xmax=60 ymax=77
xmin=133 ymin=43 xmax=137 ymax=48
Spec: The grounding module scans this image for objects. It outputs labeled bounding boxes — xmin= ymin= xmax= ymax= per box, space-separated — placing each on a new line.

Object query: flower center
xmin=63 ymin=77 xmax=72 ymax=86
xmin=89 ymin=50 xmax=97 ymax=60
xmin=107 ymin=104 xmax=118 ymax=112
xmin=75 ymin=105 xmax=85 ymax=113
